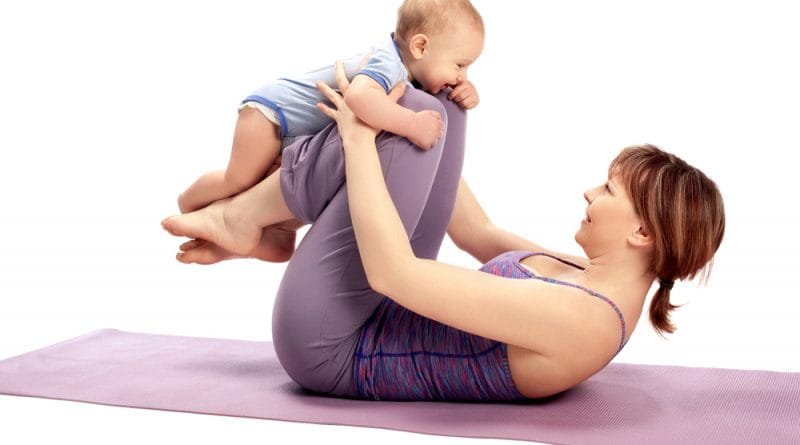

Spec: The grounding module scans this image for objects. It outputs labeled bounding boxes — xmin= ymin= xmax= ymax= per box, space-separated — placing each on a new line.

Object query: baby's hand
xmin=448 ymin=80 xmax=479 ymax=110
xmin=408 ymin=110 xmax=444 ymax=150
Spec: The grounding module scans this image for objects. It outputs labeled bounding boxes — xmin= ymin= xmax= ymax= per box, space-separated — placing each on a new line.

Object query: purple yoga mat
xmin=1 ymin=329 xmax=798 ymax=444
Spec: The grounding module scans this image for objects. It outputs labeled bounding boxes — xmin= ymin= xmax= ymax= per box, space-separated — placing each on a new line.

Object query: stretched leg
xmin=273 ymin=90 xmax=466 ymax=397
xmin=177 ymin=107 xmax=282 ymax=213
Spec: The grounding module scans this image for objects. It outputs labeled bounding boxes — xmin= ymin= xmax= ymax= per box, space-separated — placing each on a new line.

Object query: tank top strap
xmin=511 ymin=251 xmax=628 ymax=354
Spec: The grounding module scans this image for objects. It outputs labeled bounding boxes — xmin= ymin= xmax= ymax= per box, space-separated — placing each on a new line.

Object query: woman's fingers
xmin=315 ymin=80 xmax=342 ymax=109
xmin=315 ymin=64 xmax=380 ymax=139
xmin=314 ymin=80 xmax=339 ymax=120
xmin=334 ymin=60 xmax=350 ymax=94
xmin=316 ymin=102 xmax=336 ymax=120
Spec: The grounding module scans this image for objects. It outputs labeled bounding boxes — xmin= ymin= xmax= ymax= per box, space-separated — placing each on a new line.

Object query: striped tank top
xmin=353 ymin=250 xmax=627 ymax=401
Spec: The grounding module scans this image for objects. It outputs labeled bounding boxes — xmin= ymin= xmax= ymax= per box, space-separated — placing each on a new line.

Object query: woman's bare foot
xmin=176 ymin=239 xmax=243 ymax=264
xmin=175 ymin=219 xmax=302 ymax=265
xmin=161 ymin=197 xmax=261 ymax=256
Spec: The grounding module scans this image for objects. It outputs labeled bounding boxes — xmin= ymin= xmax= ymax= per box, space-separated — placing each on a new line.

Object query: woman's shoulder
xmin=494 ymin=273 xmax=623 ymax=387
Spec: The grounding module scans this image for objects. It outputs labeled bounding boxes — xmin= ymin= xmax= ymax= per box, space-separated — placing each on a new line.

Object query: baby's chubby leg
xmin=177 ymin=107 xmax=282 ymax=213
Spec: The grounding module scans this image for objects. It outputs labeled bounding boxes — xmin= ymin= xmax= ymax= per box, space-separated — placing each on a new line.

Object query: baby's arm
xmin=344 ymin=75 xmax=443 ymax=149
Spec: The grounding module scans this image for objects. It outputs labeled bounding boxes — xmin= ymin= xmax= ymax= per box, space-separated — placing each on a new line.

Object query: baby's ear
xmin=408 ymin=33 xmax=430 ymax=59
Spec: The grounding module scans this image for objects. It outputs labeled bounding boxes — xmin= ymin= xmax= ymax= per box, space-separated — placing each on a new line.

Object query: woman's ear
xmin=628 ymin=225 xmax=654 ymax=248
xmin=408 ymin=33 xmax=430 ymax=60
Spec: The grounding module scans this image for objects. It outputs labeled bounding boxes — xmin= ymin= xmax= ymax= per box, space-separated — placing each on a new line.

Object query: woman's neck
xmin=579 ymin=250 xmax=654 ymax=306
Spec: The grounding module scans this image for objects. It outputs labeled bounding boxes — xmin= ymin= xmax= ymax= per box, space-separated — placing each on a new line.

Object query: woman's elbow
xmin=360 ymin=258 xmax=394 ymax=295
xmin=364 ymin=268 xmax=389 ymax=295
xmin=364 ymin=256 xmax=414 ymax=296
xmin=450 ymin=231 xmax=473 ymax=253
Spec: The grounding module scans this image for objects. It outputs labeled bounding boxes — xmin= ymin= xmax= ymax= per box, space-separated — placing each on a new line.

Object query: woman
xmin=162 ymin=64 xmax=725 ymax=400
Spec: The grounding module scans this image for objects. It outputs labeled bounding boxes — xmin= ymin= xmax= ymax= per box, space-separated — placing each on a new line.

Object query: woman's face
xmin=575 ymin=174 xmax=643 ymax=257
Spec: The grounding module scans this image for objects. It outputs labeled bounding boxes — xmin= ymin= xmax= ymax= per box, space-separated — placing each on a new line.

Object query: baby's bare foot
xmin=177 ymin=193 xmax=195 ymax=214
xmin=161 ymin=198 xmax=260 ymax=255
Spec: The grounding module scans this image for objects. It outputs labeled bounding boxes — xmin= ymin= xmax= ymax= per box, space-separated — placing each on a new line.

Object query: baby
xmin=175 ymin=0 xmax=484 ymax=261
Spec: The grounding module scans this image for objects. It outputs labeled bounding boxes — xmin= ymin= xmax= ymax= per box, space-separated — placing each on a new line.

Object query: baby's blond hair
xmin=395 ymin=0 xmax=484 ymax=47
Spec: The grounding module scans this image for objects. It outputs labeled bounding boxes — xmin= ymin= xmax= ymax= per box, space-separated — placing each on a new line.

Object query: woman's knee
xmin=435 ymin=90 xmax=466 ymax=128
xmin=396 ymin=89 xmax=466 ymax=137
xmin=398 ymin=89 xmax=447 ymax=122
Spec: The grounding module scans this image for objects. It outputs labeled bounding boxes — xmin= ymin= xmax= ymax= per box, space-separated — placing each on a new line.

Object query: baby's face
xmin=413 ymin=24 xmax=484 ymax=94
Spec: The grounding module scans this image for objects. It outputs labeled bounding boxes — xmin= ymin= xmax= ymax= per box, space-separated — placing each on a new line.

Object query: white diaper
xmin=239 ymin=101 xmax=298 ymax=148
xmin=240 ymin=101 xmax=282 ymax=127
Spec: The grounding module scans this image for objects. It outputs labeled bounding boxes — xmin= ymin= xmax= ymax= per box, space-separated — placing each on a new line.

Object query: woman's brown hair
xmin=610 ymin=144 xmax=725 ymax=336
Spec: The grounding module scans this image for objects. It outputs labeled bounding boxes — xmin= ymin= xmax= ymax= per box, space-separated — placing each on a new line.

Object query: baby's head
xmin=394 ymin=0 xmax=484 ymax=94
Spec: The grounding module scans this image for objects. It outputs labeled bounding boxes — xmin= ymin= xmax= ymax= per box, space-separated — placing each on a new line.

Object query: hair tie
xmin=659 ymin=279 xmax=675 ymax=290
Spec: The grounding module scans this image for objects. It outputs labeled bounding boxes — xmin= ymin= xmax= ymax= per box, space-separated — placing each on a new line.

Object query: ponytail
xmin=649 ymin=279 xmax=681 ymax=336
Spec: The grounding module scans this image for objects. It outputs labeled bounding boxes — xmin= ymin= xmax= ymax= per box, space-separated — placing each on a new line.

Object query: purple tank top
xmin=484 ymin=251 xmax=628 ymax=353
xmin=353 ymin=250 xmax=627 ymax=401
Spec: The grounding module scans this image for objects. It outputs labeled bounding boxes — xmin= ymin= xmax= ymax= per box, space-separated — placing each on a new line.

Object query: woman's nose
xmin=584 ymin=189 xmax=594 ymax=203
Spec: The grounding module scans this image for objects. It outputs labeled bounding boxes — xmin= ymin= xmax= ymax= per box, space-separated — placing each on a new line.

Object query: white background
xmin=1 ymin=1 xmax=798 ymax=444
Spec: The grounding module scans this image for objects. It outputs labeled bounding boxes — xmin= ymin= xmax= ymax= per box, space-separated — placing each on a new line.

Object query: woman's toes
xmin=176 ymin=241 xmax=237 ymax=265
xmin=180 ymin=239 xmax=205 ymax=252
xmin=177 ymin=248 xmax=208 ymax=264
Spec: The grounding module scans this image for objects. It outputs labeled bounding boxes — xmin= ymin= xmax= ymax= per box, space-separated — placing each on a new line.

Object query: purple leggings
xmin=273 ymin=89 xmax=466 ymax=397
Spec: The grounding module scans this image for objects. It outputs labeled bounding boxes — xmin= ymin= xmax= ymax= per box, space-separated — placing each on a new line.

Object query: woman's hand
xmin=316 ymin=61 xmax=406 ymax=144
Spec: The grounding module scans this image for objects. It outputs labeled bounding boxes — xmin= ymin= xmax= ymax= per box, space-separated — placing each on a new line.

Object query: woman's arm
xmin=448 ymin=177 xmax=590 ymax=267
xmin=314 ymin=65 xmax=618 ymax=361
xmin=340 ymin=133 xmax=615 ymax=358
xmin=337 ymin=127 xmax=606 ymax=355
